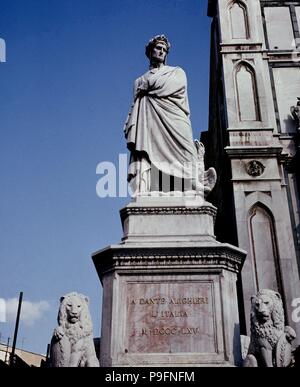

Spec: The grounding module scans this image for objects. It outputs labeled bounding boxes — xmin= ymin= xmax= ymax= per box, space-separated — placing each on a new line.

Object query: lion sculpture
xmin=50 ymin=292 xmax=99 ymax=367
xmin=244 ymin=289 xmax=296 ymax=367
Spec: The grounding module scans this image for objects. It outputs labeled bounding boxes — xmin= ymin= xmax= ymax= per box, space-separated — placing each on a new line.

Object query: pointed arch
xmin=235 ymin=61 xmax=261 ymax=122
xmin=248 ymin=203 xmax=283 ymax=295
xmin=229 ymin=1 xmax=250 ymax=40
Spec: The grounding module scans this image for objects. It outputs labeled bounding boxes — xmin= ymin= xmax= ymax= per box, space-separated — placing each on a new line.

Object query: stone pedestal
xmin=92 ymin=195 xmax=246 ymax=367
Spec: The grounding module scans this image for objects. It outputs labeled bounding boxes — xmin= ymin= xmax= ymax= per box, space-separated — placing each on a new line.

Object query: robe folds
xmin=124 ymin=65 xmax=198 ymax=180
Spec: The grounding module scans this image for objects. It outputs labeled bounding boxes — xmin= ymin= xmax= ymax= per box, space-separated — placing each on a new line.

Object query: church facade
xmin=204 ymin=0 xmax=300 ymax=342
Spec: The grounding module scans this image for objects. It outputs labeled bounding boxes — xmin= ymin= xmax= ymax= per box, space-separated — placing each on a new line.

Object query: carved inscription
xmin=130 ymin=297 xmax=208 ymax=305
xmin=125 ymin=282 xmax=216 ymax=353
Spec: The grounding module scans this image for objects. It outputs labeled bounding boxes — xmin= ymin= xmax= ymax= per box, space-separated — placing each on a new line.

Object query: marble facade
xmin=205 ymin=0 xmax=300 ymax=344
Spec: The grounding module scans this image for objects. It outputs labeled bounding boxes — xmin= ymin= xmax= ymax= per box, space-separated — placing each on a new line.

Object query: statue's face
xmin=151 ymin=42 xmax=168 ymax=64
xmin=254 ymin=294 xmax=272 ymax=323
xmin=65 ymin=298 xmax=82 ymax=323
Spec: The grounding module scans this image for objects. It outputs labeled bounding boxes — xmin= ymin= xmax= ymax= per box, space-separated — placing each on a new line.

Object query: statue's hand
xmin=135 ymin=78 xmax=149 ymax=99
xmin=53 ymin=326 xmax=65 ymax=340
xmin=136 ymin=88 xmax=148 ymax=98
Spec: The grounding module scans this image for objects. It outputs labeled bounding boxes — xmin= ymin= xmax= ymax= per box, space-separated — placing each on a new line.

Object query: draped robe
xmin=124 ymin=65 xmax=198 ymax=183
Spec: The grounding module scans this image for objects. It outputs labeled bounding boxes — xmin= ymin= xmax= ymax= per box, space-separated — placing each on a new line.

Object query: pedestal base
xmin=93 ymin=197 xmax=246 ymax=367
xmin=120 ymin=196 xmax=216 ymax=245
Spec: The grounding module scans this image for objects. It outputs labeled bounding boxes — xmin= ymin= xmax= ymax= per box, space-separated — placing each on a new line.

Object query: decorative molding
xmin=245 ymin=191 xmax=272 ymax=197
xmin=260 ymin=1 xmax=300 ymax=4
xmin=221 ymin=43 xmax=263 ymax=48
xmin=221 ymin=43 xmax=264 ymax=54
xmin=120 ymin=205 xmax=217 ymax=220
xmin=227 ymin=127 xmax=274 ymax=132
xmin=246 ymin=160 xmax=265 ymax=177
xmin=266 ymin=51 xmax=300 ymax=64
xmin=226 ymin=145 xmax=283 ymax=158
xmin=93 ymin=246 xmax=246 ymax=276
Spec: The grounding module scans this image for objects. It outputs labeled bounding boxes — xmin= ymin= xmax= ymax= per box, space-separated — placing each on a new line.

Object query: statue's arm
xmin=134 ymin=76 xmax=149 ymax=101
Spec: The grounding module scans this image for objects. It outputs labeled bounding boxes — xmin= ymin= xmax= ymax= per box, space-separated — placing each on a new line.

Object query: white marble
xmin=120 ymin=198 xmax=216 ymax=245
xmin=94 ymin=244 xmax=245 ymax=367
xmin=50 ymin=293 xmax=99 ymax=367
xmin=206 ymin=0 xmax=300 ymax=347
xmin=264 ymin=7 xmax=295 ymax=50
xmin=273 ymin=67 xmax=300 ymax=133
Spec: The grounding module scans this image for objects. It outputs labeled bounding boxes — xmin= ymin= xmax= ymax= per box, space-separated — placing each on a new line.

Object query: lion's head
xmin=250 ymin=289 xmax=285 ymax=346
xmin=58 ymin=292 xmax=93 ymax=336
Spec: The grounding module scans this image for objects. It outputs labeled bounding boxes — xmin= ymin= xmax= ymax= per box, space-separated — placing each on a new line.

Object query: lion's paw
xmin=53 ymin=326 xmax=65 ymax=340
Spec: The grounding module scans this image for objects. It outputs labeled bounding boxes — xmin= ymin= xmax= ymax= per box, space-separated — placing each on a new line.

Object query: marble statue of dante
xmin=124 ymin=35 xmax=214 ymax=195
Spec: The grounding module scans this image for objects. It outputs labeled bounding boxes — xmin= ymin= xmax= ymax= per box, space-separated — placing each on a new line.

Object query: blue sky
xmin=0 ymin=0 xmax=211 ymax=356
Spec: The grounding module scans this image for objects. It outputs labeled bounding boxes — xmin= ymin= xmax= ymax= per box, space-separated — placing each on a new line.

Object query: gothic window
xmin=235 ymin=63 xmax=260 ymax=122
xmin=248 ymin=204 xmax=282 ymax=293
xmin=229 ymin=1 xmax=249 ymax=40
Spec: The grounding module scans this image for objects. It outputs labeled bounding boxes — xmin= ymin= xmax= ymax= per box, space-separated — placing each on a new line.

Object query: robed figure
xmin=124 ymin=35 xmax=216 ymax=196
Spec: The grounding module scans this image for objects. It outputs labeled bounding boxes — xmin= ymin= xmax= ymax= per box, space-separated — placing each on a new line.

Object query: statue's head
xmin=58 ymin=292 xmax=91 ymax=326
xmin=250 ymin=289 xmax=284 ymax=328
xmin=145 ymin=35 xmax=171 ymax=65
